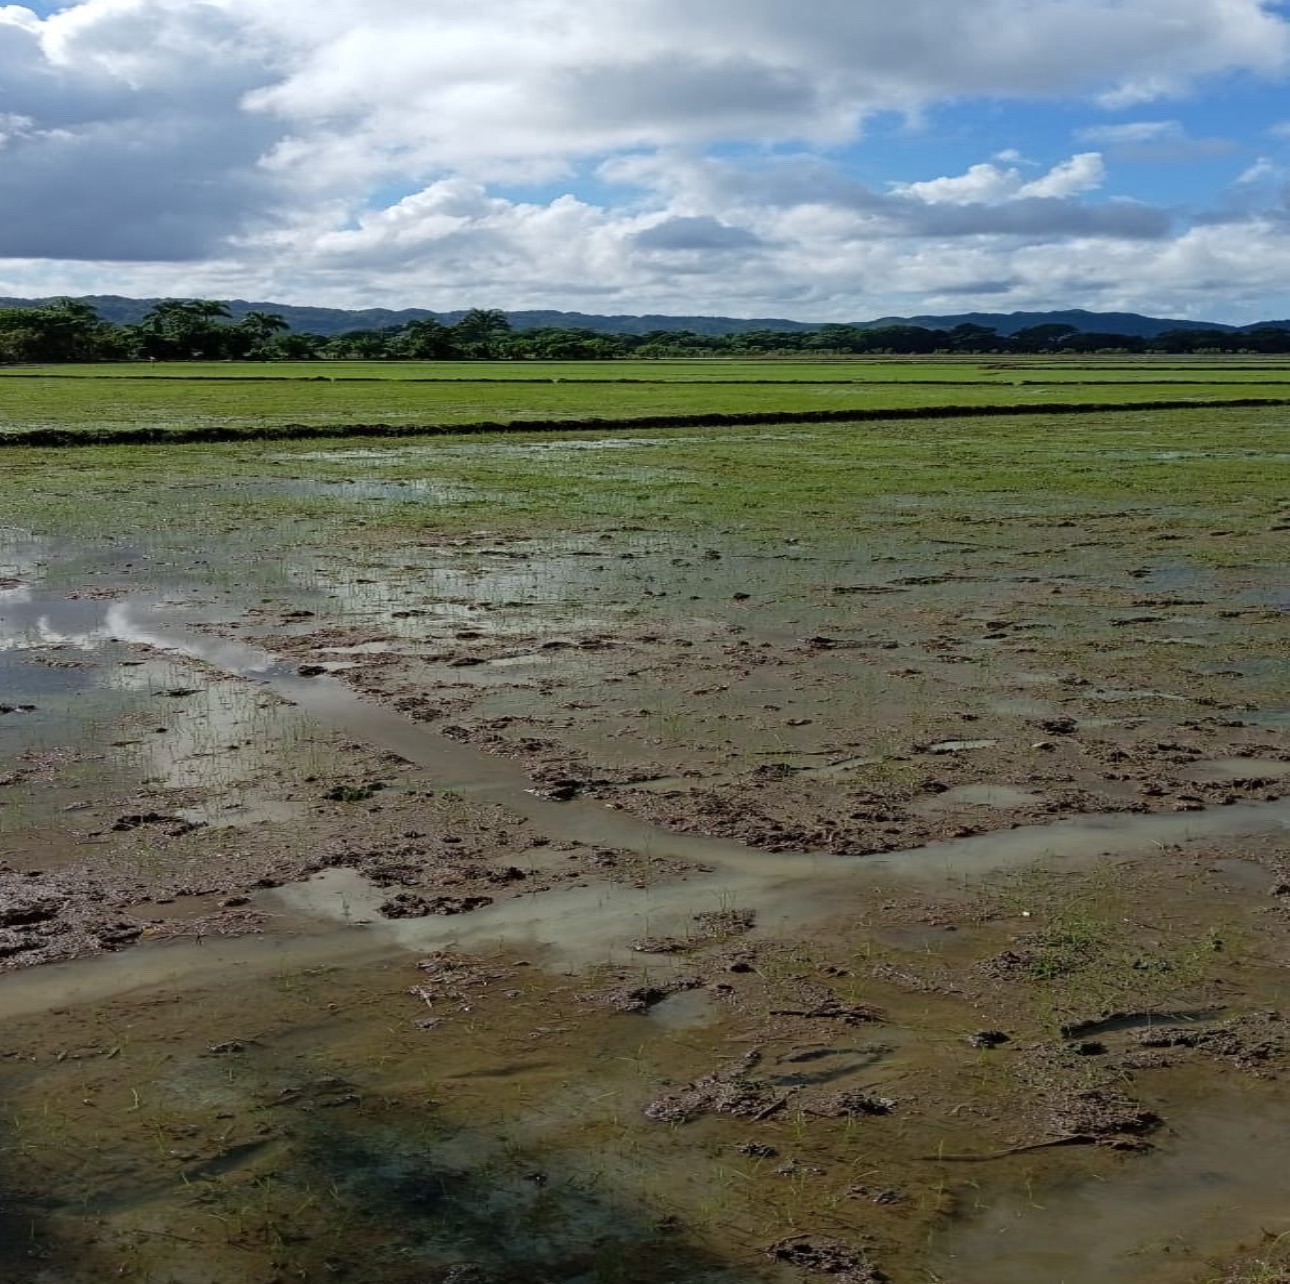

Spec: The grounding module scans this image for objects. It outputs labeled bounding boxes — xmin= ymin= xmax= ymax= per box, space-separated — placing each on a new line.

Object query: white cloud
xmin=895 ymin=162 xmax=1026 ymax=206
xmin=1236 ymin=156 xmax=1281 ymax=182
xmin=1076 ymin=119 xmax=1238 ymax=162
xmin=0 ymin=0 xmax=287 ymax=259
xmin=1016 ymin=152 xmax=1107 ymax=199
xmin=219 ymin=0 xmax=1290 ymax=188
xmin=1078 ymin=121 xmax=1187 ymax=145
xmin=892 ymin=153 xmax=1104 ymax=205
xmin=0 ymin=0 xmax=1288 ymax=321
xmin=3 ymin=190 xmax=1290 ymax=324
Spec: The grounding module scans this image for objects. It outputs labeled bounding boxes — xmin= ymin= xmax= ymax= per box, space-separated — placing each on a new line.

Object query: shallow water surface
xmin=937 ymin=1088 xmax=1290 ymax=1283
xmin=2 ymin=500 xmax=1287 ymax=1283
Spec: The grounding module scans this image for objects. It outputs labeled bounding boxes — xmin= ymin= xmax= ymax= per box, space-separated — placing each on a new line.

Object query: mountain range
xmin=1 ymin=296 xmax=1286 ymax=339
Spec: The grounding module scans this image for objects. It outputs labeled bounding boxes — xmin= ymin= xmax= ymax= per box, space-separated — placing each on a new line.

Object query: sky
xmin=4 ymin=0 xmax=1290 ymax=322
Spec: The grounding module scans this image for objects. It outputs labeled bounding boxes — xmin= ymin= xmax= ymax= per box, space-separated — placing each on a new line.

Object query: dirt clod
xmin=765 ymin=1235 xmax=888 ymax=1283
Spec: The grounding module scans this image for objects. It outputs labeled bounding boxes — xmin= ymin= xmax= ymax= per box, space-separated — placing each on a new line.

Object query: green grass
xmin=4 ymin=405 xmax=1286 ymax=555
xmin=10 ymin=356 xmax=1290 ymax=382
xmin=3 ymin=357 xmax=1290 ymax=438
xmin=1208 ymin=1236 xmax=1290 ymax=1284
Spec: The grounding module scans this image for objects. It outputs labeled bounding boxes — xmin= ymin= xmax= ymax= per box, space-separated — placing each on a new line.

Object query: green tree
xmin=946 ymin=322 xmax=999 ymax=352
xmin=325 ymin=328 xmax=398 ymax=359
xmin=137 ymin=299 xmax=234 ymax=359
xmin=518 ymin=327 xmax=625 ymax=359
xmin=237 ymin=311 xmax=289 ymax=356
xmin=1012 ymin=323 xmax=1078 ymax=353
xmin=266 ymin=331 xmax=328 ymax=360
xmin=1057 ymin=331 xmax=1143 ymax=353
xmin=0 ymin=300 xmax=111 ymax=362
xmin=394 ymin=317 xmax=458 ymax=359
xmin=451 ymin=308 xmax=513 ymax=358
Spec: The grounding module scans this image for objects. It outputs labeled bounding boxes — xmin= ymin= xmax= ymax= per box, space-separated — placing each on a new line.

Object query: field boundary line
xmin=2 ymin=395 xmax=1287 ymax=448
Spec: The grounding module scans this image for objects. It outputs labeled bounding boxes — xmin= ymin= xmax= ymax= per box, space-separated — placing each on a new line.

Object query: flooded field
xmin=1 ymin=404 xmax=1288 ymax=1282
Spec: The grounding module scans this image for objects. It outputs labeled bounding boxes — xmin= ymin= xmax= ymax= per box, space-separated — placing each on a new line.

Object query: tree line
xmin=4 ymin=300 xmax=1290 ymax=363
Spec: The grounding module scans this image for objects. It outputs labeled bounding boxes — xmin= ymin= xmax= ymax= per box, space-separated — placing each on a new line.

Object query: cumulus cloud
xmin=229 ymin=0 xmax=1290 ymax=156
xmin=1020 ymin=153 xmax=1108 ymax=198
xmin=634 ymin=217 xmax=765 ymax=253
xmin=0 ymin=1 xmax=285 ymax=259
xmin=894 ymin=154 xmax=1105 ymax=204
xmin=1 ymin=193 xmax=1285 ymax=325
xmin=0 ymin=0 xmax=1287 ymax=320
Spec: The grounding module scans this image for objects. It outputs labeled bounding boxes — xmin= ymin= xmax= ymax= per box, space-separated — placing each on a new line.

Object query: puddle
xmin=991 ymin=696 xmax=1057 ymax=718
xmin=1240 ymin=710 xmax=1290 ymax=730
xmin=647 ymin=988 xmax=724 ymax=1031
xmin=1086 ymin=688 xmax=1191 ymax=703
xmin=267 ymin=865 xmax=802 ymax=969
xmin=625 ymin=773 xmax=708 ymax=794
xmin=275 ymin=435 xmax=771 ymax=467
xmin=0 ymin=599 xmax=330 ymax=830
xmin=0 ymin=996 xmax=760 ymax=1283
xmin=304 ymin=551 xmax=619 ymax=639
xmin=805 ymin=754 xmax=884 ymax=779
xmin=237 ymin=477 xmax=488 ymax=505
xmin=4 ymin=790 xmax=1285 ymax=1026
xmin=109 ymin=654 xmax=315 ymax=826
xmin=0 ymin=591 xmax=135 ymax=654
xmin=624 ymin=754 xmax=881 ymax=794
xmin=1207 ymin=857 xmax=1278 ymax=893
xmin=920 ymin=784 xmax=1042 ymax=810
xmin=765 ymin=1041 xmax=897 ymax=1087
xmin=1188 ymin=757 xmax=1290 ymax=782
xmin=936 ymin=1088 xmax=1290 ymax=1284
xmin=6 ymin=396 xmax=1290 ymax=1284
xmin=871 ymin=922 xmax=971 ymax=951
xmin=1061 ymin=1009 xmax=1226 ymax=1038
xmin=2 ymin=585 xmax=1288 ymax=1012
xmin=0 ymin=927 xmax=382 ymax=1022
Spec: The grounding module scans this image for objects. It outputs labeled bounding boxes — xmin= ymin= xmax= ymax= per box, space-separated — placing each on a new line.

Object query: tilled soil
xmin=0 ymin=473 xmax=1286 ymax=1282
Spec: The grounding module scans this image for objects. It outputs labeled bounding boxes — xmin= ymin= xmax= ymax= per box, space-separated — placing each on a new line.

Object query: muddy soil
xmin=1 ymin=453 xmax=1287 ymax=1283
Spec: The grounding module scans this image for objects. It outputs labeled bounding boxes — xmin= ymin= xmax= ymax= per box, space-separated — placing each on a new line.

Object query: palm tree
xmin=237 ymin=311 xmax=289 ymax=357
xmin=139 ymin=299 xmax=233 ymax=358
xmin=451 ymin=307 xmax=513 ymax=358
xmin=396 ymin=317 xmax=456 ymax=359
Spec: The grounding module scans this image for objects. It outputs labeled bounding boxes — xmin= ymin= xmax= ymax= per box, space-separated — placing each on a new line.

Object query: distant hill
xmin=0 ymin=296 xmax=820 ymax=338
xmin=0 ymin=295 xmax=1278 ymax=338
xmin=858 ymin=309 xmax=1236 ymax=339
xmin=0 ymin=295 xmax=447 ymax=337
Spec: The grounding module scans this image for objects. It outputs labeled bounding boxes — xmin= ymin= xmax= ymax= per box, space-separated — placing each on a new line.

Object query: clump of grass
xmin=323 ymin=781 xmax=383 ymax=803
xmin=1209 ymin=1234 xmax=1290 ymax=1284
xmin=978 ymin=866 xmax=1237 ymax=1031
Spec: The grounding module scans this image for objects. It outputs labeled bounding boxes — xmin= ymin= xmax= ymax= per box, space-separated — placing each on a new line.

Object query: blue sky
xmin=3 ymin=0 xmax=1290 ymax=322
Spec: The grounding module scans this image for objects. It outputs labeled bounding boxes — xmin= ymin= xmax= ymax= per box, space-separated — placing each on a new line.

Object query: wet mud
xmin=2 ymin=432 xmax=1288 ymax=1282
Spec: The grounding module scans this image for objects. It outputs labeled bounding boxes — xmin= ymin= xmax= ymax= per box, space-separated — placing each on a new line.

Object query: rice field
xmin=1 ymin=359 xmax=1288 ymax=1284
xmin=3 ymin=355 xmax=1290 ymax=442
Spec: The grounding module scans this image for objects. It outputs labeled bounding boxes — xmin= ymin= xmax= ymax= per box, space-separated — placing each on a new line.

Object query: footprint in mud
xmin=767 ymin=1044 xmax=893 ymax=1088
